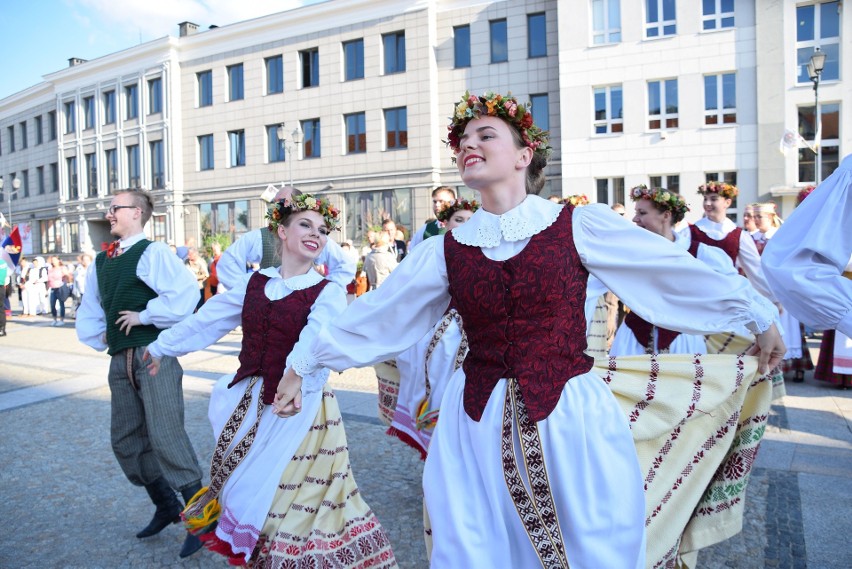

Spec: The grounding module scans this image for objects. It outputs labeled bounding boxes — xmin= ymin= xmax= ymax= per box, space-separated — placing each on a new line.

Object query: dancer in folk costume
xmin=389 ymin=198 xmax=478 ymax=458
xmin=609 ymin=186 xmax=772 ymax=357
xmin=763 ymin=155 xmax=852 ymax=389
xmin=275 ymin=91 xmax=785 ymax=568
xmin=144 ymin=192 xmax=396 ymax=568
xmin=752 ymin=201 xmax=814 ymax=382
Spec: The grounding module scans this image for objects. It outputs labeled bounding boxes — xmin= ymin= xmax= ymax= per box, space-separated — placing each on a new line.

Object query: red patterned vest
xmin=688 ymin=224 xmax=741 ymax=266
xmin=230 ymin=272 xmax=329 ymax=404
xmin=444 ymin=206 xmax=593 ymax=423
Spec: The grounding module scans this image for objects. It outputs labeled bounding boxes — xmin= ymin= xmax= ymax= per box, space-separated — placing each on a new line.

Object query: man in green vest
xmin=76 ymin=189 xmax=204 ymax=559
xmin=409 ymin=186 xmax=456 ymax=249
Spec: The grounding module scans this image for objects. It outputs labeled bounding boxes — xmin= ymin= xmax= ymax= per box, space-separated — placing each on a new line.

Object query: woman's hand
xmin=746 ymin=323 xmax=786 ymax=375
xmin=141 ymin=348 xmax=161 ymax=376
xmin=273 ymin=368 xmax=303 ymax=418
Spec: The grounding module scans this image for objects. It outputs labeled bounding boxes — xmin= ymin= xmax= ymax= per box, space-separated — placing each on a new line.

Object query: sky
xmin=0 ymin=0 xmax=324 ymax=100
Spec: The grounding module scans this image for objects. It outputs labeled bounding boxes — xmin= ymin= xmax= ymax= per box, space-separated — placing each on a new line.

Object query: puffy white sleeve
xmin=294 ymin=236 xmax=452 ymax=377
xmin=763 ymin=156 xmax=852 ymax=337
xmin=286 ymin=283 xmax=348 ymax=393
xmin=573 ymin=205 xmax=777 ymax=336
xmin=317 ymin=239 xmax=356 ymax=288
xmin=217 ymin=230 xmax=262 ymax=290
xmin=75 ymin=260 xmax=107 ymax=351
xmin=409 ymin=224 xmax=427 ymax=250
xmin=136 ymin=243 xmax=199 ymax=329
xmin=146 ymin=275 xmax=248 ymax=359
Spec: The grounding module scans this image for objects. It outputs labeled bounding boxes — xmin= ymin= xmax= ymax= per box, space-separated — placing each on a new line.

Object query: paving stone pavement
xmin=1 ymin=315 xmax=850 ymax=568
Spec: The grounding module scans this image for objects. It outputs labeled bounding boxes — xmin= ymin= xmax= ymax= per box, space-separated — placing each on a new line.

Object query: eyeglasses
xmin=108 ymin=205 xmax=139 ymax=215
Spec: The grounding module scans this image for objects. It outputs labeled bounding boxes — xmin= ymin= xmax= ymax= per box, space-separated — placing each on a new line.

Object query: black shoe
xmin=136 ymin=477 xmax=182 ymax=538
xmin=793 ymin=370 xmax=804 ymax=383
xmin=178 ymin=482 xmax=204 ymax=558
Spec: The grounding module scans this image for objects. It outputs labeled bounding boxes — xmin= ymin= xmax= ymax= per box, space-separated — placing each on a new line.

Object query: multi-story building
xmin=0 ymin=0 xmax=846 ymax=256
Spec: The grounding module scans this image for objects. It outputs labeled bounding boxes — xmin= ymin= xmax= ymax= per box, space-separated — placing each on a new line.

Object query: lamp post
xmin=807 ymin=47 xmax=826 ymax=184
xmin=0 ymin=176 xmax=22 ymax=230
xmin=276 ymin=123 xmax=305 ymax=187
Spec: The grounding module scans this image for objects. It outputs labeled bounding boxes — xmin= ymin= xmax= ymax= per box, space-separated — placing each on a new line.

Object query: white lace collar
xmin=259 ymin=266 xmax=324 ymax=291
xmin=695 ymin=216 xmax=736 ymax=233
xmin=451 ymin=195 xmax=562 ymax=247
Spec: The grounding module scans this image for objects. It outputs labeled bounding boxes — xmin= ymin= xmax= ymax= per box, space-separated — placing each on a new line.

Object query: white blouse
xmin=763 ymin=153 xmax=852 ymax=337
xmin=148 ymin=267 xmax=347 ymax=394
xmin=293 ymin=196 xmax=777 ymax=378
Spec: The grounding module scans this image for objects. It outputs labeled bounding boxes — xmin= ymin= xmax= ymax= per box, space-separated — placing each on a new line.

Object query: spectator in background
xmin=409 ymin=186 xmax=457 ymax=249
xmin=72 ymin=253 xmax=92 ymax=315
xmin=382 ymin=218 xmax=406 ymax=261
xmin=364 ymin=231 xmax=398 ymax=290
xmin=47 ymin=256 xmax=72 ymax=326
xmin=207 ymin=242 xmax=222 ymax=297
xmin=185 ymin=247 xmax=209 ymax=311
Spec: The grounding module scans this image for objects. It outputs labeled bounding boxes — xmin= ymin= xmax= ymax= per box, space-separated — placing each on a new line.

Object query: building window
xmin=645 ymin=0 xmax=676 ymax=38
xmin=596 ymin=177 xmax=625 ymax=205
xmin=528 ymin=13 xmax=547 ymax=58
xmin=798 ymin=103 xmax=840 ymax=183
xmin=228 ymin=130 xmax=246 ymax=167
xmin=83 ymin=96 xmax=95 ymax=129
xmin=648 ymin=79 xmax=678 ymax=130
xmin=594 ymin=85 xmax=623 ymax=134
xmin=383 ymin=31 xmax=406 ymax=74
xmin=126 ymin=145 xmax=140 ymax=188
xmin=704 ymin=73 xmax=736 ymax=125
xmin=48 ymin=111 xmax=57 ymax=141
xmin=300 ymin=48 xmax=320 ymax=88
xmin=20 ymin=121 xmax=28 ymax=149
xmin=228 ymin=64 xmax=244 ymax=101
xmin=345 ymin=112 xmax=367 ymax=154
xmin=302 ymin=119 xmax=321 ymax=158
xmin=199 ymin=134 xmax=215 ymax=171
xmin=35 ymin=115 xmax=43 ymax=145
xmin=702 ymin=0 xmax=735 ymax=30
xmin=266 ymin=126 xmax=285 ymax=163
xmin=454 ymin=25 xmax=471 ymax=68
xmin=84 ymin=152 xmax=97 ymax=197
xmin=102 ymin=91 xmax=115 ymax=125
xmin=796 ymin=2 xmax=840 ymax=83
xmin=530 ymin=94 xmax=549 ymax=133
xmin=198 ymin=70 xmax=213 ymax=107
xmin=21 ymin=170 xmax=29 ymax=198
xmin=125 ymin=84 xmax=138 ymax=120
xmin=343 ymin=188 xmax=412 ymax=243
xmin=40 ymin=220 xmax=60 ymax=254
xmin=343 ymin=39 xmax=365 ymax=81
xmin=65 ymin=101 xmax=76 ymax=134
xmin=67 ymin=157 xmax=78 ymax=200
xmin=592 ymin=0 xmax=622 ymax=44
xmin=150 ymin=140 xmax=164 ymax=188
xmin=384 ymin=107 xmax=407 ymax=150
xmin=69 ymin=221 xmax=79 ymax=251
xmin=199 ymin=200 xmax=250 ymax=242
xmin=50 ymin=163 xmax=58 ymax=193
xmin=37 ymin=166 xmax=45 ymax=195
xmin=105 ymin=148 xmax=118 ymax=191
xmin=705 ymin=171 xmax=738 ymax=221
xmin=6 ymin=126 xmax=13 ymax=152
xmin=490 ymin=19 xmax=508 ymax=63
xmin=649 ymin=174 xmax=680 ymax=193
xmin=266 ymin=55 xmax=284 ymax=94
xmin=148 ymin=78 xmax=162 ymax=114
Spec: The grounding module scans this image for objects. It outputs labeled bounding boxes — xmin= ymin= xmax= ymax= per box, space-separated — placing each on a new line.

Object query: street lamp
xmin=807 ymin=47 xmax=826 ymax=184
xmin=276 ymin=123 xmax=305 ymax=187
xmin=0 ymin=176 xmax=22 ymax=230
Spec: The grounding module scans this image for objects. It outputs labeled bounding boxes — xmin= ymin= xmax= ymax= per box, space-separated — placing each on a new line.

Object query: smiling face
xmin=105 ymin=192 xmax=143 ymax=239
xmin=444 ymin=208 xmax=473 ymax=231
xmin=702 ymin=193 xmax=731 ymax=222
xmin=277 ymin=210 xmax=329 ymax=263
xmin=456 ymin=116 xmax=531 ymax=194
xmin=633 ymin=199 xmax=672 ymax=238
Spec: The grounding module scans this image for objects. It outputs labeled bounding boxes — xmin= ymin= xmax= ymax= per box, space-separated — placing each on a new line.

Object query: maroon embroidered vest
xmin=624 ymin=241 xmax=699 ymax=352
xmin=688 ymin=224 xmax=741 ymax=266
xmin=752 ymin=236 xmax=767 ymax=256
xmin=445 ymin=205 xmax=593 ymax=423
xmin=230 ymin=272 xmax=329 ymax=404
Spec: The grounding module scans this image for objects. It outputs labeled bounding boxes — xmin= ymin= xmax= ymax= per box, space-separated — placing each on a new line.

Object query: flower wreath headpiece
xmin=266 ymin=189 xmax=340 ymax=232
xmin=630 ymin=185 xmax=690 ymax=223
xmin=697 ymin=180 xmax=739 ymax=199
xmin=561 ymin=194 xmax=590 ymax=207
xmin=436 ymin=198 xmax=480 ymax=223
xmin=446 ymin=91 xmax=552 ymax=159
xmin=796 ymin=185 xmax=815 ymax=205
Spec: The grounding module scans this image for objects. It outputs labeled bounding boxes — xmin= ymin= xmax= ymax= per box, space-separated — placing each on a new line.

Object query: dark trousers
xmin=0 ymin=284 xmax=6 ymax=330
xmin=108 ymin=347 xmax=202 ymax=491
xmin=49 ymin=287 xmax=66 ymax=319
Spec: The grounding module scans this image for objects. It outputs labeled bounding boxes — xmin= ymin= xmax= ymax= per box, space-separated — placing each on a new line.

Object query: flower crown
xmin=561 ymin=194 xmax=590 ymax=207
xmin=266 ymin=191 xmax=340 ymax=232
xmin=797 ymin=185 xmax=815 ymax=205
xmin=630 ymin=185 xmax=690 ymax=223
xmin=697 ymin=180 xmax=738 ymax=199
xmin=436 ymin=198 xmax=480 ymax=223
xmin=447 ymin=91 xmax=552 ymax=159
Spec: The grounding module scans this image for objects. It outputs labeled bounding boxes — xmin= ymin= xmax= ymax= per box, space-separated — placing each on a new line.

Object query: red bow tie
xmin=106 ymin=240 xmax=123 ymax=258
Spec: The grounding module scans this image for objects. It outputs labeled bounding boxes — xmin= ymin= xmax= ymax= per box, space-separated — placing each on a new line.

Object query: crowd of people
xmin=0 ymin=87 xmax=840 ymax=569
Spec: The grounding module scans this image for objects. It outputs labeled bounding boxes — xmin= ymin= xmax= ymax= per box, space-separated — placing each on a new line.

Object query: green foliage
xmin=202 ymin=233 xmax=232 ymax=258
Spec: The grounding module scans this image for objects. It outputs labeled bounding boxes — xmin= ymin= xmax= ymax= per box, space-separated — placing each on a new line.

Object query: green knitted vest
xmin=95 ymin=240 xmax=162 ymax=355
xmin=423 ymin=219 xmax=442 ymax=240
xmin=260 ymin=228 xmax=280 ymax=269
